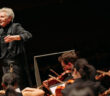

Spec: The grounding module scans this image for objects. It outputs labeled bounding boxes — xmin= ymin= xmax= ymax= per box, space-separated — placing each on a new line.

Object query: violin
xmin=55 ymin=86 xmax=65 ymax=96
xmin=43 ymin=70 xmax=72 ymax=90
xmin=55 ymin=79 xmax=74 ymax=96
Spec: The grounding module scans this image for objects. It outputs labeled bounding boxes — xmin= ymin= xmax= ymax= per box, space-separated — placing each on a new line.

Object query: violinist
xmin=58 ymin=50 xmax=78 ymax=81
xmin=43 ymin=50 xmax=78 ymax=91
xmin=62 ymin=80 xmax=106 ymax=96
xmin=62 ymin=58 xmax=106 ymax=96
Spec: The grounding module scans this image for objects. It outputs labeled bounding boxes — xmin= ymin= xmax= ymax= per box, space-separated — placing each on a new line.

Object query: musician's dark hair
xmin=74 ymin=58 xmax=96 ymax=81
xmin=62 ymin=80 xmax=105 ymax=96
xmin=2 ymin=72 xmax=19 ymax=96
xmin=58 ymin=51 xmax=78 ymax=65
xmin=67 ymin=82 xmax=95 ymax=96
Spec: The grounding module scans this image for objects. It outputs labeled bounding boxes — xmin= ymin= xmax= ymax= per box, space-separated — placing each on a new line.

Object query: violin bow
xmin=37 ymin=85 xmax=44 ymax=89
xmin=97 ymin=70 xmax=110 ymax=76
xmin=50 ymin=69 xmax=60 ymax=76
xmin=49 ymin=74 xmax=65 ymax=84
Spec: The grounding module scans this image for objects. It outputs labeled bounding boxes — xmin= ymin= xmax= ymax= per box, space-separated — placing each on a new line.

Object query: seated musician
xmin=62 ymin=58 xmax=106 ymax=96
xmin=0 ymin=72 xmax=45 ymax=96
xmin=62 ymin=80 xmax=105 ymax=96
xmin=43 ymin=50 xmax=78 ymax=90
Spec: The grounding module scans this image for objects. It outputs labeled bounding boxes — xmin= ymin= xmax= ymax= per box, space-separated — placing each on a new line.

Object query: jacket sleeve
xmin=14 ymin=23 xmax=32 ymax=42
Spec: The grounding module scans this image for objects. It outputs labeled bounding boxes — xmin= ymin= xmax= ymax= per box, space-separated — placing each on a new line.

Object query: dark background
xmin=1 ymin=0 xmax=110 ymax=86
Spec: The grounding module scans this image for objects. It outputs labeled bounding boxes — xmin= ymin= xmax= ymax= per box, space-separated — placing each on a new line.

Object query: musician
xmin=62 ymin=80 xmax=106 ymax=96
xmin=0 ymin=72 xmax=45 ymax=96
xmin=58 ymin=50 xmax=78 ymax=72
xmin=62 ymin=58 xmax=106 ymax=96
xmin=1 ymin=72 xmax=23 ymax=96
xmin=72 ymin=58 xmax=96 ymax=81
xmin=43 ymin=50 xmax=78 ymax=90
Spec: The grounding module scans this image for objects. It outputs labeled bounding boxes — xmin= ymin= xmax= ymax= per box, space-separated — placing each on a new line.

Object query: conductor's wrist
xmin=13 ymin=35 xmax=21 ymax=40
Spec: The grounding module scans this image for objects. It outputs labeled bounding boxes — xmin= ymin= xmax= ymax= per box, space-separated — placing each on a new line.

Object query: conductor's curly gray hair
xmin=0 ymin=7 xmax=15 ymax=21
